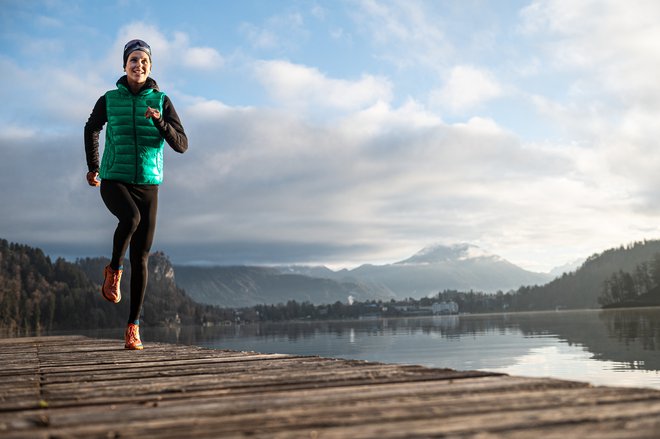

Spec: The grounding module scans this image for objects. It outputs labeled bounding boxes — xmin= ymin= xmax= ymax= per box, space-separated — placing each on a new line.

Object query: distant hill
xmin=76 ymin=252 xmax=230 ymax=325
xmin=172 ymin=265 xmax=395 ymax=308
xmin=512 ymin=240 xmax=660 ymax=310
xmin=0 ymin=239 xmax=228 ymax=334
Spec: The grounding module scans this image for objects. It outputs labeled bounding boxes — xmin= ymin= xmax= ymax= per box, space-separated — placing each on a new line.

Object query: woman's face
xmin=124 ymin=50 xmax=151 ymax=86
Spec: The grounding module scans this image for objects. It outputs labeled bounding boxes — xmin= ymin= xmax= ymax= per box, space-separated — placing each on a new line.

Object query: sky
xmin=2 ymin=0 xmax=660 ymax=273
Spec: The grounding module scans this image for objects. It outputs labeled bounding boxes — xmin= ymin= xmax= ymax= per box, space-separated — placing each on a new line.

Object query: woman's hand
xmin=145 ymin=106 xmax=161 ymax=120
xmin=86 ymin=171 xmax=100 ymax=187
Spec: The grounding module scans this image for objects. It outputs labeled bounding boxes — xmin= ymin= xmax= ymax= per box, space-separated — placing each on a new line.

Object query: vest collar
xmin=116 ymin=75 xmax=160 ymax=95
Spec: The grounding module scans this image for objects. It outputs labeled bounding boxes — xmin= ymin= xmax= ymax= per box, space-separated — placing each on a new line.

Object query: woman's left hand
xmin=145 ymin=107 xmax=161 ymax=120
xmin=86 ymin=171 xmax=100 ymax=187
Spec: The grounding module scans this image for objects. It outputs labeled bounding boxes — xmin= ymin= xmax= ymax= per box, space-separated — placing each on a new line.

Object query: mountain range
xmin=172 ymin=265 xmax=394 ymax=308
xmin=4 ymin=237 xmax=660 ymax=335
xmin=174 ymin=243 xmax=555 ymax=307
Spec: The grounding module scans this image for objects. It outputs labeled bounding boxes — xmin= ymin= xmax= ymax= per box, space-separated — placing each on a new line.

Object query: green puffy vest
xmin=99 ymin=83 xmax=166 ymax=185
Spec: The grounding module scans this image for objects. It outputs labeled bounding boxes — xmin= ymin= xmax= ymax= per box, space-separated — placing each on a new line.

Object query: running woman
xmin=84 ymin=39 xmax=188 ymax=349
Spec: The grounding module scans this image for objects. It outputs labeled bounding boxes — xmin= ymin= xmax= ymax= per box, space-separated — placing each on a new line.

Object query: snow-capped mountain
xmin=344 ymin=243 xmax=551 ymax=297
xmin=175 ymin=243 xmax=555 ymax=306
xmin=396 ymin=243 xmax=502 ymax=265
xmin=279 ymin=243 xmax=553 ymax=299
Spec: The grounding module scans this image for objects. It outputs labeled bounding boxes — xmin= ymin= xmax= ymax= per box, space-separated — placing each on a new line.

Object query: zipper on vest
xmin=132 ymin=96 xmax=139 ymax=183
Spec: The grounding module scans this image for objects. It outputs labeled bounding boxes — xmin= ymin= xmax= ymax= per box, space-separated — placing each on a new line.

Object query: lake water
xmin=52 ymin=307 xmax=660 ymax=390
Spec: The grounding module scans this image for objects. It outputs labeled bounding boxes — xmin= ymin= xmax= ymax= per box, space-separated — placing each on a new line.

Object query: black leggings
xmin=100 ymin=180 xmax=158 ymax=324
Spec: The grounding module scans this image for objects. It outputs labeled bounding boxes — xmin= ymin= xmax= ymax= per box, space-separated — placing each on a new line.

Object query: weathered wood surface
xmin=1 ymin=336 xmax=660 ymax=438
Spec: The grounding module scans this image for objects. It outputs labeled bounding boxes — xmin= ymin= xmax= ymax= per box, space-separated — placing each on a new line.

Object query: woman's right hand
xmin=86 ymin=171 xmax=100 ymax=187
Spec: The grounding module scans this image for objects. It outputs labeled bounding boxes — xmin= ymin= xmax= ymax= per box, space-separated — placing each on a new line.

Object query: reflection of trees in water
xmin=163 ymin=314 xmax=522 ymax=344
xmin=417 ymin=315 xmax=516 ymax=338
xmin=148 ymin=308 xmax=660 ymax=372
xmin=512 ymin=308 xmax=660 ymax=371
xmin=592 ymin=309 xmax=660 ymax=370
xmin=157 ymin=314 xmax=544 ymax=346
xmin=444 ymin=309 xmax=660 ymax=371
xmin=599 ymin=309 xmax=660 ymax=352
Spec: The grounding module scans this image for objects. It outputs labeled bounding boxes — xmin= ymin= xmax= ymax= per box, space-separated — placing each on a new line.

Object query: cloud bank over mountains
xmin=2 ymin=1 xmax=660 ymax=272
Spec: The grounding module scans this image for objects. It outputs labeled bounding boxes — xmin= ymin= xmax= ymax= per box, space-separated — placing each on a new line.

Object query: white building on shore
xmin=432 ymin=301 xmax=459 ymax=315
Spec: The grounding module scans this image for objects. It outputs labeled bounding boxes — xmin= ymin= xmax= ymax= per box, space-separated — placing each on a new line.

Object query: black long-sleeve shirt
xmin=84 ymin=76 xmax=188 ymax=173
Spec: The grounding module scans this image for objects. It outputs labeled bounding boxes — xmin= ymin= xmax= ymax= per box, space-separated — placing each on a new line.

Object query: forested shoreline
xmin=3 ymin=238 xmax=660 ymax=336
xmin=0 ymin=240 xmax=232 ymax=335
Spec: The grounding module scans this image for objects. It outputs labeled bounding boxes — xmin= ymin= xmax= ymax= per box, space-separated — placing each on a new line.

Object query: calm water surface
xmin=67 ymin=307 xmax=660 ymax=389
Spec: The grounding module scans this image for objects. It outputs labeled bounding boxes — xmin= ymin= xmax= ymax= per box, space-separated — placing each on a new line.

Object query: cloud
xmin=239 ymin=12 xmax=308 ymax=51
xmin=150 ymin=88 xmax=597 ymax=270
xmin=0 ymin=55 xmax=108 ymax=129
xmin=430 ymin=65 xmax=504 ymax=114
xmin=170 ymin=32 xmax=224 ymax=70
xmin=351 ymin=0 xmax=453 ymax=70
xmin=5 ymin=6 xmax=660 ymax=273
xmin=519 ymin=0 xmax=660 ymax=106
xmin=1 ymin=124 xmax=38 ymax=142
xmin=0 ymin=22 xmax=225 ymax=132
xmin=310 ymin=5 xmax=327 ymax=20
xmin=520 ymin=1 xmax=660 ymax=92
xmin=0 ymin=31 xmax=638 ymax=272
xmin=97 ymin=22 xmax=225 ymax=81
xmin=253 ymin=60 xmax=392 ymax=112
xmin=520 ymin=0 xmax=660 ymax=211
xmin=0 ymin=132 xmax=110 ymax=249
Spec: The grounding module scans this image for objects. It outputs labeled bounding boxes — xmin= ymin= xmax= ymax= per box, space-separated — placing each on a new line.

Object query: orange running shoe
xmin=102 ymin=265 xmax=122 ymax=303
xmin=124 ymin=323 xmax=144 ymax=350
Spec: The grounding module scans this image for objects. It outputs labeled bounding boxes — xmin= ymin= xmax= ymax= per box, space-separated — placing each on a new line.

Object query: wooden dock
xmin=1 ymin=336 xmax=660 ymax=438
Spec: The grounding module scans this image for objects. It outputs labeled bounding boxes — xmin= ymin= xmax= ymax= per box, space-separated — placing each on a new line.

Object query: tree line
xmin=4 ymin=238 xmax=660 ymax=335
xmin=231 ymin=289 xmax=511 ymax=322
xmin=504 ymin=240 xmax=660 ymax=310
xmin=598 ymin=254 xmax=660 ymax=307
xmin=0 ymin=235 xmax=520 ymax=332
xmin=0 ymin=240 xmax=231 ymax=335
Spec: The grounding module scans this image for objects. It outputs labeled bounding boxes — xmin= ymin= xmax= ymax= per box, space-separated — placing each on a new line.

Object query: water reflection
xmin=43 ymin=307 xmax=660 ymax=388
xmin=149 ymin=308 xmax=660 ymax=369
xmin=598 ymin=308 xmax=660 ymax=369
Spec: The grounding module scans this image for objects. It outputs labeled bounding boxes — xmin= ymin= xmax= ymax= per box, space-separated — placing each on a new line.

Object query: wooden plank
xmin=1 ymin=336 xmax=659 ymax=439
xmin=37 ymin=369 xmax=498 ymax=408
xmin=6 ymin=390 xmax=660 ymax=439
xmin=9 ymin=383 xmax=660 ymax=427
